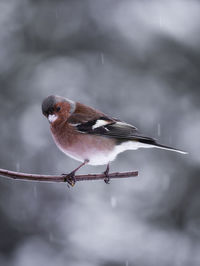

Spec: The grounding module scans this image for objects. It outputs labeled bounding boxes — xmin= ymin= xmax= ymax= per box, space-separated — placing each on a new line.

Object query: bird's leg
xmin=103 ymin=163 xmax=110 ymax=184
xmin=63 ymin=159 xmax=89 ymax=187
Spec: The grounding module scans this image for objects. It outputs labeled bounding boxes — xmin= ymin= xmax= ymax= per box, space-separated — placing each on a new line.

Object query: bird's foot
xmin=104 ymin=177 xmax=110 ymax=184
xmin=103 ymin=164 xmax=110 ymax=184
xmin=62 ymin=171 xmax=76 ymax=187
xmin=62 ymin=160 xmax=89 ymax=187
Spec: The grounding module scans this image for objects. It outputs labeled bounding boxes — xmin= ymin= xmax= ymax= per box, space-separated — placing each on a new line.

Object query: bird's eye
xmin=56 ymin=106 xmax=61 ymax=112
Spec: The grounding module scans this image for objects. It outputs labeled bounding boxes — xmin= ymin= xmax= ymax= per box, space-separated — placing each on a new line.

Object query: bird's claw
xmin=103 ymin=169 xmax=110 ymax=184
xmin=62 ymin=172 xmax=76 ymax=187
xmin=104 ymin=177 xmax=110 ymax=184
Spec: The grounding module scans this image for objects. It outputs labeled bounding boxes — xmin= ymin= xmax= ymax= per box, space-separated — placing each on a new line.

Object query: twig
xmin=0 ymin=168 xmax=138 ymax=185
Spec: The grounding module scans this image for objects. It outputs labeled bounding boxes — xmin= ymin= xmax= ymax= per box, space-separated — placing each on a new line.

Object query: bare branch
xmin=0 ymin=168 xmax=138 ymax=185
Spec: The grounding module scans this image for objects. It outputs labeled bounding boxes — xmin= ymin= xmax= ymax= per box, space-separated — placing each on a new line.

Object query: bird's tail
xmin=136 ymin=136 xmax=187 ymax=154
xmin=150 ymin=142 xmax=187 ymax=154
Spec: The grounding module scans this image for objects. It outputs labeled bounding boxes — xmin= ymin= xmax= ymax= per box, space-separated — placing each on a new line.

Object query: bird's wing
xmin=67 ymin=102 xmax=155 ymax=143
xmin=78 ymin=118 xmax=158 ymax=144
xmin=67 ymin=105 xmax=186 ymax=153
xmin=78 ymin=118 xmax=139 ymax=138
xmin=70 ymin=114 xmax=153 ymax=141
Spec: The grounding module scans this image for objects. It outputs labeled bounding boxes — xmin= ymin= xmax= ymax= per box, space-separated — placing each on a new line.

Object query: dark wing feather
xmin=74 ymin=116 xmax=156 ymax=144
xmin=75 ymin=117 xmax=115 ymax=134
xmin=93 ymin=121 xmax=138 ymax=138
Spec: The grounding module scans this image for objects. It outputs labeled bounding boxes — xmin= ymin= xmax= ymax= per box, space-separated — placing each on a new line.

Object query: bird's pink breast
xmin=51 ymin=124 xmax=116 ymax=165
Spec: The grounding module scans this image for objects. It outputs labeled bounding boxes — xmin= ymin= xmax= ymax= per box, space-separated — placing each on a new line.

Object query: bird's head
xmin=42 ymin=95 xmax=76 ymax=124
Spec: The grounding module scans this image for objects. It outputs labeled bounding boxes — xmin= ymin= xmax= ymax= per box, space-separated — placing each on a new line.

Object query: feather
xmin=76 ymin=118 xmax=139 ymax=138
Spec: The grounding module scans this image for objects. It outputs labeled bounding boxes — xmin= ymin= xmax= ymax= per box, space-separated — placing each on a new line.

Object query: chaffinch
xmin=42 ymin=95 xmax=186 ymax=185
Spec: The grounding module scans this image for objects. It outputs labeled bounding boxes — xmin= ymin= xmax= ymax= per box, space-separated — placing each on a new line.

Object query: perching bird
xmin=42 ymin=95 xmax=186 ymax=185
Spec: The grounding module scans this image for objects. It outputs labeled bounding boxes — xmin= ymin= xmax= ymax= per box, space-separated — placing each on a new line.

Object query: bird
xmin=42 ymin=95 xmax=187 ymax=186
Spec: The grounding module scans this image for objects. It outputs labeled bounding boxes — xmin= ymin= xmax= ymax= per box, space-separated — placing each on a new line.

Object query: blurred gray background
xmin=0 ymin=0 xmax=199 ymax=265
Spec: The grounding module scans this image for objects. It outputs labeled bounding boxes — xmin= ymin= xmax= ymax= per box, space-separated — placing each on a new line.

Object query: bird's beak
xmin=48 ymin=114 xmax=58 ymax=123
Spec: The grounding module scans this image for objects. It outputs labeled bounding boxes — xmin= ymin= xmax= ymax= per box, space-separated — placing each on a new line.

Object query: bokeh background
xmin=0 ymin=0 xmax=200 ymax=265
